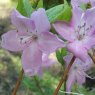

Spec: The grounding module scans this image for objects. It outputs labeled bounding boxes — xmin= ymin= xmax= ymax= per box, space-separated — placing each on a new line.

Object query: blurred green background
xmin=0 ymin=0 xmax=95 ymax=95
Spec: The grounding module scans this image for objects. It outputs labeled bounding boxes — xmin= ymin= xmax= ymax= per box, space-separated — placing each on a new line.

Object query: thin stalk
xmin=88 ymin=52 xmax=95 ymax=64
xmin=53 ymin=56 xmax=76 ymax=95
xmin=34 ymin=76 xmax=45 ymax=95
xmin=12 ymin=69 xmax=24 ymax=95
xmin=64 ymin=76 xmax=67 ymax=95
xmin=74 ymin=82 xmax=77 ymax=92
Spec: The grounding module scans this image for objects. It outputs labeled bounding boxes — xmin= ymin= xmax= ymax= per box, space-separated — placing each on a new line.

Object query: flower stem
xmin=34 ymin=76 xmax=45 ymax=95
xmin=12 ymin=69 xmax=24 ymax=95
xmin=64 ymin=77 xmax=67 ymax=95
xmin=53 ymin=56 xmax=76 ymax=95
xmin=88 ymin=52 xmax=95 ymax=64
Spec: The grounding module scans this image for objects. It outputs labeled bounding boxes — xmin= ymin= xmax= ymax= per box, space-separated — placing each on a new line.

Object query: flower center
xmin=76 ymin=22 xmax=92 ymax=41
xmin=32 ymin=34 xmax=38 ymax=41
xmin=17 ymin=31 xmax=39 ymax=44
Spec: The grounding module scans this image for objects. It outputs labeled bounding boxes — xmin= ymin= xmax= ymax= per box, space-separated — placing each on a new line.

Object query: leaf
xmin=61 ymin=48 xmax=67 ymax=56
xmin=22 ymin=77 xmax=33 ymax=90
xmin=56 ymin=48 xmax=67 ymax=66
xmin=46 ymin=0 xmax=72 ymax=23
xmin=37 ymin=0 xmax=43 ymax=8
xmin=56 ymin=50 xmax=64 ymax=66
xmin=17 ymin=0 xmax=33 ymax=17
xmin=43 ymin=0 xmax=60 ymax=9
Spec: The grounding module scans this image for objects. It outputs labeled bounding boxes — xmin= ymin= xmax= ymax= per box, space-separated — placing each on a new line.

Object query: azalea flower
xmin=1 ymin=8 xmax=64 ymax=76
xmin=64 ymin=54 xmax=93 ymax=92
xmin=53 ymin=7 xmax=95 ymax=62
xmin=71 ymin=0 xmax=95 ymax=10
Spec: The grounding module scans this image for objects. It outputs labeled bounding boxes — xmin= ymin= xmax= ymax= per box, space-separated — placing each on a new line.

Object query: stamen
xmin=86 ymin=28 xmax=89 ymax=31
xmin=82 ymin=23 xmax=86 ymax=28
xmin=20 ymin=38 xmax=23 ymax=40
xmin=32 ymin=35 xmax=38 ymax=40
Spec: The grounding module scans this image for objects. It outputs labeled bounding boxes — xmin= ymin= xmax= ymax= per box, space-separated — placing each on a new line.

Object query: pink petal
xmin=31 ymin=8 xmax=50 ymax=33
xmin=83 ymin=7 xmax=95 ymax=36
xmin=11 ymin=9 xmax=35 ymax=35
xmin=38 ymin=31 xmax=64 ymax=54
xmin=42 ymin=53 xmax=55 ymax=67
xmin=71 ymin=0 xmax=90 ymax=8
xmin=22 ymin=44 xmax=42 ymax=76
xmin=37 ymin=68 xmax=43 ymax=77
xmin=63 ymin=54 xmax=73 ymax=67
xmin=1 ymin=30 xmax=25 ymax=51
xmin=66 ymin=41 xmax=89 ymax=62
xmin=66 ymin=72 xmax=76 ymax=92
xmin=83 ymin=36 xmax=95 ymax=50
xmin=82 ymin=58 xmax=93 ymax=71
xmin=53 ymin=21 xmax=76 ymax=42
xmin=71 ymin=0 xmax=95 ymax=8
xmin=71 ymin=7 xmax=83 ymax=28
xmin=91 ymin=0 xmax=95 ymax=7
xmin=76 ymin=73 xmax=86 ymax=85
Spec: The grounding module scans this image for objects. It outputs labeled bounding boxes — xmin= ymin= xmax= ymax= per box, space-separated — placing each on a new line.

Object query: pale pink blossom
xmin=53 ymin=7 xmax=95 ymax=62
xmin=64 ymin=54 xmax=93 ymax=92
xmin=1 ymin=8 xmax=64 ymax=76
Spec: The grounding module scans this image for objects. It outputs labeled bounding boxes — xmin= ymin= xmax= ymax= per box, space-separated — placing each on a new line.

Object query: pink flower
xmin=1 ymin=8 xmax=64 ymax=76
xmin=64 ymin=54 xmax=93 ymax=92
xmin=71 ymin=0 xmax=95 ymax=10
xmin=53 ymin=7 xmax=95 ymax=62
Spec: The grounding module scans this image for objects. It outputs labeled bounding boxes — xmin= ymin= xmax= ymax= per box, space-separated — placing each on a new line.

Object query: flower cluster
xmin=1 ymin=0 xmax=95 ymax=93
xmin=53 ymin=0 xmax=95 ymax=92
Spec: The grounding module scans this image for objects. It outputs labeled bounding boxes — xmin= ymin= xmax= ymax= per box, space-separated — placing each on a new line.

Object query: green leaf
xmin=46 ymin=0 xmax=72 ymax=23
xmin=61 ymin=48 xmax=67 ymax=56
xmin=56 ymin=50 xmax=64 ymax=66
xmin=22 ymin=77 xmax=33 ymax=90
xmin=56 ymin=48 xmax=67 ymax=66
xmin=17 ymin=0 xmax=33 ymax=17
xmin=37 ymin=0 xmax=43 ymax=8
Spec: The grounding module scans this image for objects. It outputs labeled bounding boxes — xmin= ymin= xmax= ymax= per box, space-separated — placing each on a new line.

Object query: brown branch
xmin=64 ymin=76 xmax=67 ymax=95
xmin=53 ymin=56 xmax=76 ymax=95
xmin=88 ymin=52 xmax=95 ymax=64
xmin=12 ymin=69 xmax=24 ymax=95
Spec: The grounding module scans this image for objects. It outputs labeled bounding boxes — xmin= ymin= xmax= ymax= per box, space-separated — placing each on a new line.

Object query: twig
xmin=53 ymin=56 xmax=76 ymax=95
xmin=12 ymin=69 xmax=24 ymax=95
xmin=34 ymin=76 xmax=45 ymax=95
xmin=64 ymin=77 xmax=67 ymax=95
xmin=88 ymin=52 xmax=95 ymax=64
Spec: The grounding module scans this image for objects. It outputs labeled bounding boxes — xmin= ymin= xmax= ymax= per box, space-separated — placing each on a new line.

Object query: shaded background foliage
xmin=0 ymin=0 xmax=95 ymax=95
